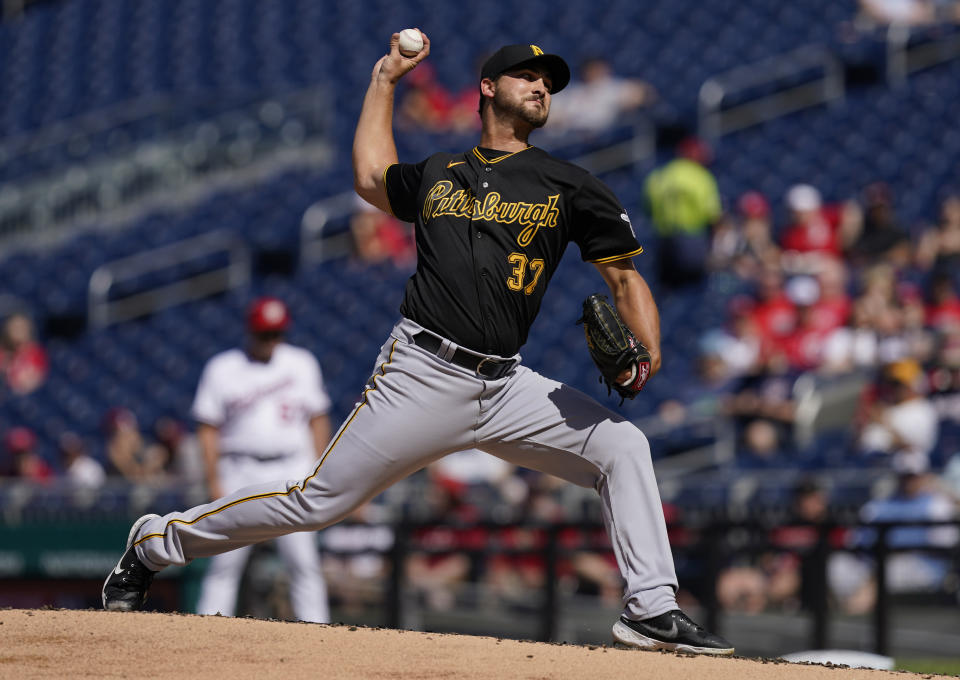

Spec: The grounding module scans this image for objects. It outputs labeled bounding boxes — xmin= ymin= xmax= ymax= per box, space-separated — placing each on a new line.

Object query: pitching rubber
xmin=101 ymin=513 xmax=160 ymax=610
xmin=611 ymin=619 xmax=736 ymax=656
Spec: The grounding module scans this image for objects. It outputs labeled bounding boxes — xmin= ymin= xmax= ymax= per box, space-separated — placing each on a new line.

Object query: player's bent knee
xmin=592 ymin=422 xmax=652 ymax=473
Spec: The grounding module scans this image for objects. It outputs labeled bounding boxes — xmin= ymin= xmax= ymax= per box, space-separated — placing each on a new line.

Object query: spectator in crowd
xmin=942 ymin=447 xmax=960 ymax=503
xmin=931 ymin=324 xmax=960 ymax=494
xmin=810 ymin=257 xmax=853 ymax=333
xmin=396 ymin=61 xmax=477 ymax=134
xmin=748 ymin=265 xmax=798 ymax=356
xmin=407 ymin=474 xmax=483 ymax=611
xmin=148 ymin=417 xmax=205 ymax=491
xmin=737 ymin=418 xmax=791 ymax=468
xmin=717 ymin=478 xmax=842 ymax=613
xmin=830 ymin=460 xmax=958 ymax=615
xmin=926 ymin=273 xmax=960 ymax=331
xmin=847 ymin=182 xmax=912 ymax=271
xmin=856 ymin=0 xmax=957 ymax=27
xmin=58 ymin=431 xmax=105 ymax=489
xmin=350 ymin=199 xmax=415 ymax=268
xmin=780 ymin=184 xmax=835 ymax=254
xmin=899 ymin=285 xmax=939 ymax=363
xmin=0 ymin=312 xmax=48 ymax=395
xmin=702 ymin=296 xmax=764 ymax=380
xmin=856 ymin=264 xmax=914 ymax=363
xmin=655 ymin=327 xmax=744 ymax=431
xmin=777 ymin=264 xmax=851 ymax=372
xmin=320 ymin=503 xmax=395 ymax=616
xmin=859 ymin=262 xmax=899 ymax=312
xmin=102 ymin=407 xmax=167 ymax=483
xmin=874 ymin=299 xmax=914 ymax=365
xmin=547 ymin=57 xmax=656 ymax=134
xmin=2 ymin=427 xmax=53 ymax=482
xmin=396 ymin=61 xmax=448 ymax=131
xmin=566 ymin=526 xmax=624 ymax=608
xmin=927 ymin=324 xmax=960 ymax=400
xmin=916 ymin=193 xmax=960 ymax=280
xmin=706 ymin=212 xmax=741 ymax=275
xmin=643 ymin=137 xmax=722 ymax=289
xmin=857 ymin=359 xmax=940 ymax=471
xmin=720 ymin=191 xmax=780 ymax=283
xmin=428 ymin=447 xmax=526 ymax=509
xmin=821 ymin=296 xmax=882 ymax=374
xmin=740 ymin=192 xmax=779 ymax=256
xmin=779 ymin=184 xmax=860 ymax=274
xmin=483 ymin=473 xmax=602 ymax=610
xmin=781 ymin=275 xmax=834 ymax=371
xmin=723 ymin=353 xmax=802 ymax=459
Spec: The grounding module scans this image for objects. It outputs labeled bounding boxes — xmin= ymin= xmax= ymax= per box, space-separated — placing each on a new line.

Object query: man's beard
xmin=493 ymin=89 xmax=548 ymax=128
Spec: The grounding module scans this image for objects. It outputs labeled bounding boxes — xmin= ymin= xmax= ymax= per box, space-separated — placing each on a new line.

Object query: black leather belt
xmin=412 ymin=332 xmax=517 ymax=379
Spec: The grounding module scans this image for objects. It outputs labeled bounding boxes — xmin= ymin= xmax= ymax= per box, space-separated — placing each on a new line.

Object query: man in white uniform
xmin=192 ymin=297 xmax=332 ymax=623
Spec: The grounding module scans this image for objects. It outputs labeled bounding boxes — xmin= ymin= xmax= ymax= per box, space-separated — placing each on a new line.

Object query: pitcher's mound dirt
xmin=0 ymin=608 xmax=948 ymax=679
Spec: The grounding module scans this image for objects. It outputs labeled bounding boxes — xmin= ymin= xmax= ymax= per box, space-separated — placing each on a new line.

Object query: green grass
xmin=896 ymin=658 xmax=960 ymax=676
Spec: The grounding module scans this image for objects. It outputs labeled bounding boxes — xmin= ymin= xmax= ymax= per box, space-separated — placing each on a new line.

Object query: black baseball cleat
xmin=102 ymin=514 xmax=160 ymax=611
xmin=612 ymin=610 xmax=735 ymax=655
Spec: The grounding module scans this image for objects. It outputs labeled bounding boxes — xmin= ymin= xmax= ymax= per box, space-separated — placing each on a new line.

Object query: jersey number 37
xmin=506 ymin=253 xmax=545 ymax=296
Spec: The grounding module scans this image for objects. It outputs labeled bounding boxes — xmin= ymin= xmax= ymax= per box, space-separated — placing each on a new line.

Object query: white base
xmin=780 ymin=650 xmax=894 ymax=670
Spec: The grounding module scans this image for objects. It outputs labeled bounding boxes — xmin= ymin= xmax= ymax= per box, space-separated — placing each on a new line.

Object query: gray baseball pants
xmin=133 ymin=317 xmax=679 ymax=620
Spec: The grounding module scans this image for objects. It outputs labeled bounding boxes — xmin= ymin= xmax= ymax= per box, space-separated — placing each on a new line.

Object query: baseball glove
xmin=577 ymin=293 xmax=652 ymax=403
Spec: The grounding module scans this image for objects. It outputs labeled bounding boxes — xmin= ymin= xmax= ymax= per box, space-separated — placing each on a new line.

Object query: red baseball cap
xmin=102 ymin=407 xmax=137 ymax=434
xmin=676 ymin=137 xmax=712 ymax=165
xmin=5 ymin=426 xmax=37 ymax=454
xmin=247 ymin=297 xmax=290 ymax=334
xmin=738 ymin=191 xmax=770 ymax=219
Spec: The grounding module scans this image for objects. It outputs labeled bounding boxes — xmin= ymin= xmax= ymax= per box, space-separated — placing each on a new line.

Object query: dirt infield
xmin=0 ymin=608 xmax=951 ymax=679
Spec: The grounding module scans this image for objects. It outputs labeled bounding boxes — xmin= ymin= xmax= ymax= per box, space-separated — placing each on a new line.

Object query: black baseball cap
xmin=480 ymin=44 xmax=570 ymax=93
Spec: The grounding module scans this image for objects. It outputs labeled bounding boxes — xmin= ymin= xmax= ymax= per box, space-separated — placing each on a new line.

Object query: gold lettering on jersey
xmin=516 ymin=194 xmax=559 ymax=246
xmin=422 ymin=181 xmax=559 ymax=247
xmin=506 ymin=252 xmax=546 ymax=295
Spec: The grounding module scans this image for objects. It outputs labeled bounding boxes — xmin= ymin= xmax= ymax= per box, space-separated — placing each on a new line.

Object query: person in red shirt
xmin=396 ymin=61 xmax=456 ymax=131
xmin=780 ymin=276 xmax=826 ymax=371
xmin=733 ymin=191 xmax=781 ymax=282
xmin=2 ymin=427 xmax=53 ymax=482
xmin=350 ymin=200 xmax=415 ymax=267
xmin=749 ymin=265 xmax=798 ymax=359
xmin=0 ymin=312 xmax=48 ymax=395
xmin=808 ymin=256 xmax=852 ymax=334
xmin=779 ymin=184 xmax=863 ymax=278
xmin=780 ymin=184 xmax=842 ymax=256
xmin=407 ymin=474 xmax=487 ymax=610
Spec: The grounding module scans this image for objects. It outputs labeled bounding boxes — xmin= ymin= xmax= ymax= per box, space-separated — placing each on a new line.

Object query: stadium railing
xmin=698 ymin=44 xmax=846 ymax=139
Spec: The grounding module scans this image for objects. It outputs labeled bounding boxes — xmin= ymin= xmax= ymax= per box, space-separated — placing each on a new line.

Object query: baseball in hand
xmin=398 ymin=28 xmax=424 ymax=57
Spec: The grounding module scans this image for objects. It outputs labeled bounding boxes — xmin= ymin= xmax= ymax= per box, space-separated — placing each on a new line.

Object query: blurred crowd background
xmin=1 ymin=0 xmax=960 ymax=658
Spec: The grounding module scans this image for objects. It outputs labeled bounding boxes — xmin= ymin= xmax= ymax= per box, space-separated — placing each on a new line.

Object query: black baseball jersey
xmin=384 ymin=145 xmax=642 ymax=357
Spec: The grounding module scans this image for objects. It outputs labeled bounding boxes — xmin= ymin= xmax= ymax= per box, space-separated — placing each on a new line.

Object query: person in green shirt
xmin=643 ymin=137 xmax=721 ymax=289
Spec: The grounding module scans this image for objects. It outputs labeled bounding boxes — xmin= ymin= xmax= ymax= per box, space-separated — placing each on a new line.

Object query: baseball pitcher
xmin=104 ymin=33 xmax=733 ymax=655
